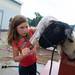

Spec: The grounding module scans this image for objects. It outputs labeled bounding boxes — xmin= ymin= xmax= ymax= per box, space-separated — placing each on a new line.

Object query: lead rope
xmin=42 ymin=35 xmax=57 ymax=75
xmin=49 ymin=45 xmax=57 ymax=75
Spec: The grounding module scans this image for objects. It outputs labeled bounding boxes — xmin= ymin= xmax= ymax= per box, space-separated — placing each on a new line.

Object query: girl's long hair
xmin=8 ymin=15 xmax=27 ymax=45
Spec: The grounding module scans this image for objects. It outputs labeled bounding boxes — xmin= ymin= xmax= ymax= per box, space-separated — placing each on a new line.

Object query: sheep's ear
xmin=65 ymin=29 xmax=74 ymax=43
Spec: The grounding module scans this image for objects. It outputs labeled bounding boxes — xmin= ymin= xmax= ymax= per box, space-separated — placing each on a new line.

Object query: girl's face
xmin=16 ymin=22 xmax=29 ymax=36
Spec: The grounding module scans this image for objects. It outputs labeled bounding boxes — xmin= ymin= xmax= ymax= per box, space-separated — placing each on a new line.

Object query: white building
xmin=0 ymin=0 xmax=22 ymax=30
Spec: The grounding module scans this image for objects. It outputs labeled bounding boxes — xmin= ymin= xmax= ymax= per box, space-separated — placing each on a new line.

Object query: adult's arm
xmin=30 ymin=16 xmax=57 ymax=45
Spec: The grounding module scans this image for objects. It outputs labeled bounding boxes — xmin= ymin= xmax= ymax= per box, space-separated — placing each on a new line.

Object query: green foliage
xmin=27 ymin=12 xmax=43 ymax=27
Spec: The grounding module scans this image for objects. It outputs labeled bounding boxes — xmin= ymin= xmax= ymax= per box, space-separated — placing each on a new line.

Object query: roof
xmin=11 ymin=0 xmax=22 ymax=5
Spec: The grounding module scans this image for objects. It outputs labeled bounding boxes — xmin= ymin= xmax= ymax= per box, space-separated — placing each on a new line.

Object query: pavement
xmin=40 ymin=60 xmax=60 ymax=75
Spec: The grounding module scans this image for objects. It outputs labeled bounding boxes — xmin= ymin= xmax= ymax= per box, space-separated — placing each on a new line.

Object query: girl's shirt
xmin=12 ymin=29 xmax=37 ymax=67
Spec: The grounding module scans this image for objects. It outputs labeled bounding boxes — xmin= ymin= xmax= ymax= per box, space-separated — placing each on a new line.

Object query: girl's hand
xmin=22 ymin=48 xmax=30 ymax=56
xmin=31 ymin=42 xmax=40 ymax=54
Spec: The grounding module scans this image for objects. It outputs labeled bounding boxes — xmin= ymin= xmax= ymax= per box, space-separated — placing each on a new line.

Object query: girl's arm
xmin=21 ymin=42 xmax=40 ymax=55
xmin=12 ymin=46 xmax=30 ymax=62
xmin=12 ymin=47 xmax=24 ymax=62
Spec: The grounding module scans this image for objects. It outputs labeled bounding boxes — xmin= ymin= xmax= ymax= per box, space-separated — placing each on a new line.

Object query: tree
xmin=27 ymin=12 xmax=43 ymax=27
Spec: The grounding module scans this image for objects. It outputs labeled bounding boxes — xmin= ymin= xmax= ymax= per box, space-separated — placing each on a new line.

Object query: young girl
xmin=8 ymin=15 xmax=38 ymax=75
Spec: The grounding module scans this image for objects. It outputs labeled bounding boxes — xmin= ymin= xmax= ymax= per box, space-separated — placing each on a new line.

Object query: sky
xmin=20 ymin=0 xmax=75 ymax=25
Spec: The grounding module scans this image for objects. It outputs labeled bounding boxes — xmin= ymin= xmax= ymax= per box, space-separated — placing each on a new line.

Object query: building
xmin=0 ymin=0 xmax=22 ymax=30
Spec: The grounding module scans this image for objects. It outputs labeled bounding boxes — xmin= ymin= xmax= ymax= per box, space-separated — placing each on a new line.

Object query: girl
xmin=8 ymin=15 xmax=38 ymax=75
